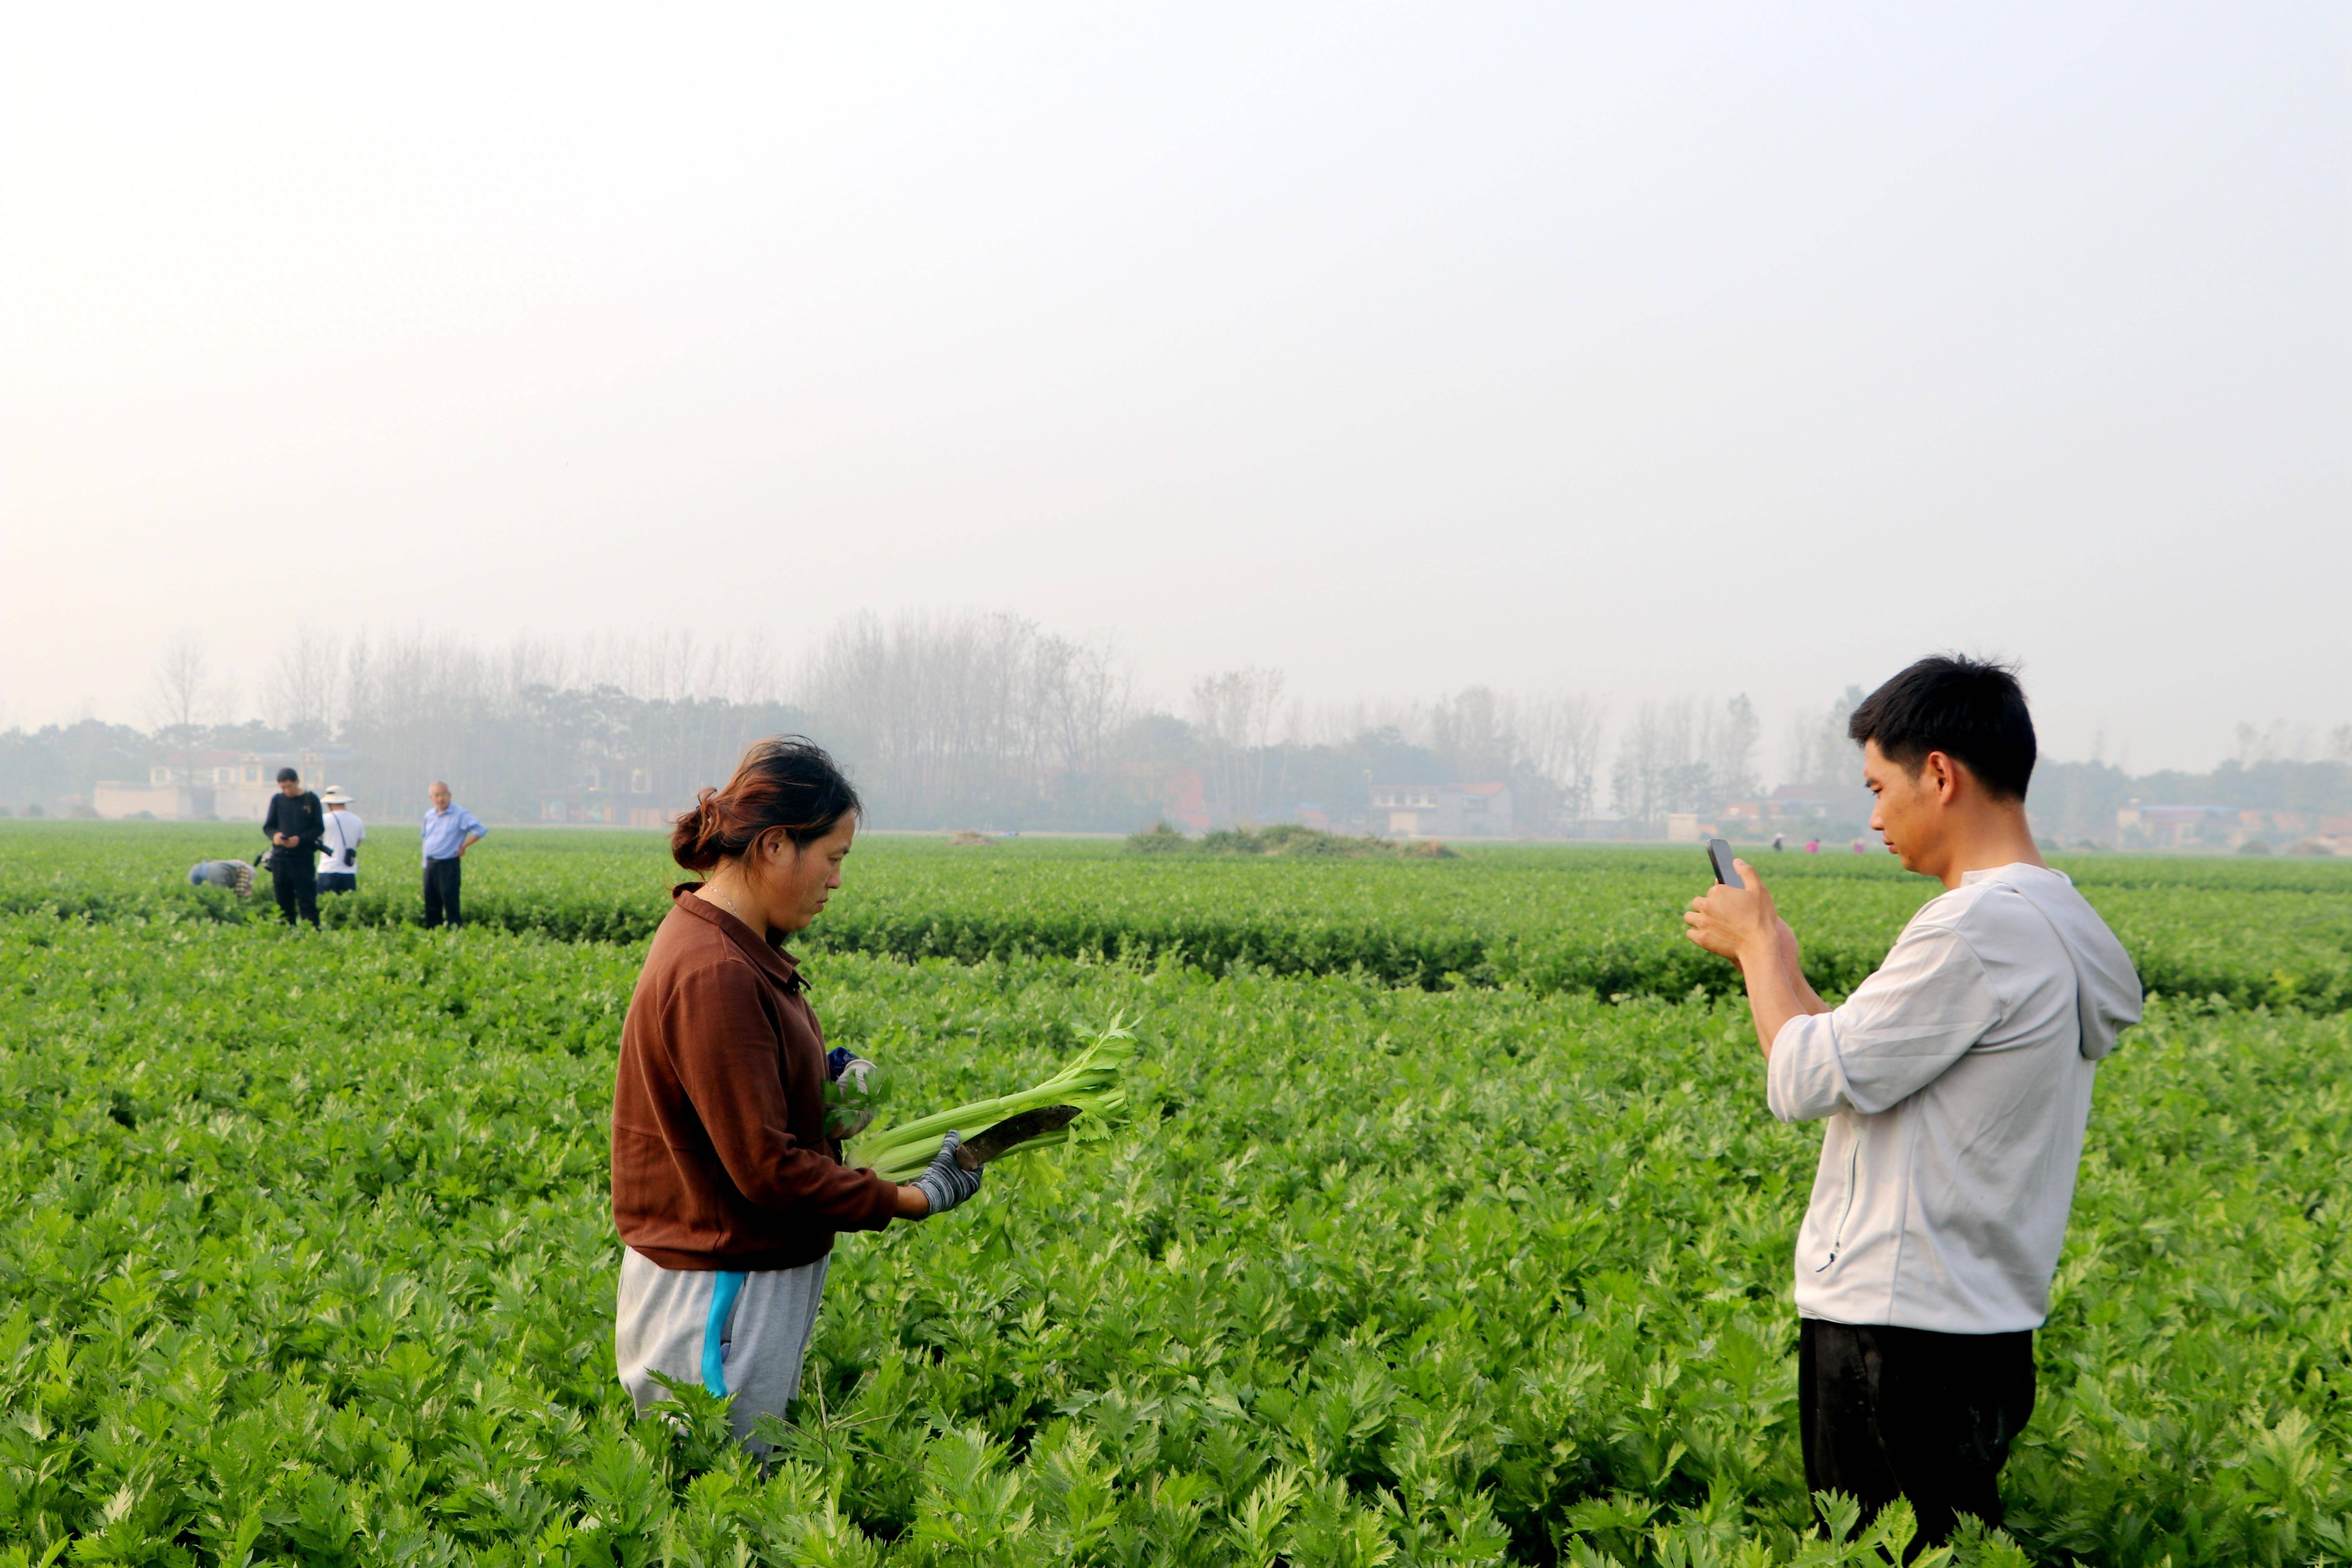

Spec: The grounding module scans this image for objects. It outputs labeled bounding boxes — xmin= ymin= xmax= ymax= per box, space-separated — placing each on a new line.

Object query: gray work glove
xmin=824 ymin=1056 xmax=881 ymax=1140
xmin=911 ymin=1131 xmax=984 ymax=1218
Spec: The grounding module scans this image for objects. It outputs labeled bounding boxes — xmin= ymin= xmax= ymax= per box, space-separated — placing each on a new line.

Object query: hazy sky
xmin=5 ymin=4 xmax=2345 ymax=773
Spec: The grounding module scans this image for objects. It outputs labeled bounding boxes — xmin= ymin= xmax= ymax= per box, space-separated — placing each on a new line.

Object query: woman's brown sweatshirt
xmin=611 ymin=886 xmax=899 ymax=1269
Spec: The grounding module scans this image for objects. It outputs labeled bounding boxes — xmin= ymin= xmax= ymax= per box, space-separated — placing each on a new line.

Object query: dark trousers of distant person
xmin=1798 ymin=1320 xmax=2036 ymax=1558
xmin=272 ymin=859 xmax=319 ymax=929
xmin=423 ymin=856 xmax=463 ymax=928
xmin=319 ymin=872 xmax=357 ymax=894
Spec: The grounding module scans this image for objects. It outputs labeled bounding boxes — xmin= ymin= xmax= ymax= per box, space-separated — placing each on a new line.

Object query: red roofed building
xmin=1369 ymin=781 xmax=1514 ymax=838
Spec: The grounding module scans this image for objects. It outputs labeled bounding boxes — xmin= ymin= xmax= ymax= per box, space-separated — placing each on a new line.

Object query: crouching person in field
xmin=187 ymin=860 xmax=255 ymax=897
xmin=609 ymin=737 xmax=980 ymax=1454
xmin=1684 ymin=656 xmax=2141 ymax=1550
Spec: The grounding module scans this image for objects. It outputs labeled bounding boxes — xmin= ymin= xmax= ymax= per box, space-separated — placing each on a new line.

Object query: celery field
xmin=3 ymin=827 xmax=2351 ymax=1565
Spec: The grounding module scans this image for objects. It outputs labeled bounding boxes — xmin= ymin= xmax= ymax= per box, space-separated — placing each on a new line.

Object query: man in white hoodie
xmin=1685 ymin=655 xmax=2140 ymax=1546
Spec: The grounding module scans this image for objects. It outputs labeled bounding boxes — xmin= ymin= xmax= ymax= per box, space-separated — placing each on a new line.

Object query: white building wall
xmin=212 ymin=784 xmax=282 ymax=822
xmin=93 ymin=784 xmax=214 ymax=820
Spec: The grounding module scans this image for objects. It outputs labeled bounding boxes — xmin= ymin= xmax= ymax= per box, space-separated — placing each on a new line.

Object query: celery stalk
xmin=850 ymin=1016 xmax=1134 ymax=1181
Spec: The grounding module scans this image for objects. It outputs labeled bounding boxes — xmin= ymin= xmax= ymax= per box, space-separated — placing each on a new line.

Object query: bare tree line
xmin=1782 ymin=685 xmax=1868 ymax=797
xmin=1279 ymin=689 xmax=1613 ymax=824
xmin=1605 ymin=696 xmax=1762 ymax=824
xmin=1189 ymin=668 xmax=1286 ymax=826
xmin=2235 ymin=719 xmax=2352 ymax=767
xmin=257 ymin=627 xmax=788 ymax=744
xmin=154 ymin=627 xmax=805 ymax=824
xmin=147 ymin=632 xmax=236 ymax=745
xmin=128 ymin=617 xmax=1853 ymax=830
xmin=802 ymin=612 xmax=1133 ymax=824
xmin=11 ymin=621 xmax=2336 ymax=833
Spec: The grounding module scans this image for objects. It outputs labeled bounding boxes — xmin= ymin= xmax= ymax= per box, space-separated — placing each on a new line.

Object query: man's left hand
xmin=1686 ymin=862 xmax=1826 ymax=1059
xmin=1684 ymin=860 xmax=1783 ymax=970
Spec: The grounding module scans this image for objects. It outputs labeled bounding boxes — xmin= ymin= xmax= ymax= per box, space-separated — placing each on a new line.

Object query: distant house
xmin=1164 ymin=769 xmax=1210 ymax=833
xmin=540 ymin=760 xmax=667 ymax=828
xmin=1768 ymin=785 xmax=1829 ymax=820
xmin=92 ymin=781 xmax=213 ymax=821
xmin=2116 ymin=803 xmax=2242 ymax=849
xmin=1105 ymin=762 xmax=1210 ymax=832
xmin=1369 ymin=782 xmax=1514 ymax=839
xmin=94 ymin=749 xmax=341 ymax=822
xmin=205 ymin=751 xmax=341 ymax=823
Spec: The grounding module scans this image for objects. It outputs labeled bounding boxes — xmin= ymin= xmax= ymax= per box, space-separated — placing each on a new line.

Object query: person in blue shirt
xmin=421 ymin=780 xmax=488 ymax=928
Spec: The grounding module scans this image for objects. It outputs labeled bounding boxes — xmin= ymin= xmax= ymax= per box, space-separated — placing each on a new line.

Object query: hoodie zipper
xmin=1815 ymin=1127 xmax=1860 ymax=1272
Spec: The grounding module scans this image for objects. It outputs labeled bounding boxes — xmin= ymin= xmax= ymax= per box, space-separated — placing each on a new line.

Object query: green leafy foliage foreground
xmin=5 ymin=825 xmax=2351 ymax=1013
xmin=4 ymin=917 xmax=2349 ymax=1566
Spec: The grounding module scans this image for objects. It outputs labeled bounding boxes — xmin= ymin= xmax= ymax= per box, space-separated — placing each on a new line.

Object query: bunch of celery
xmin=849 ymin=1016 xmax=1135 ymax=1182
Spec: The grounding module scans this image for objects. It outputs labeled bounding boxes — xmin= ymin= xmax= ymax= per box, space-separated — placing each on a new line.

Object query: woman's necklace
xmin=707 ymin=879 xmax=753 ymax=930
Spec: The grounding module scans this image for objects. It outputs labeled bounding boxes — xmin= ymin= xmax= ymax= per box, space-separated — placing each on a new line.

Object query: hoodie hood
xmin=1987 ymin=866 xmax=2143 ymax=1060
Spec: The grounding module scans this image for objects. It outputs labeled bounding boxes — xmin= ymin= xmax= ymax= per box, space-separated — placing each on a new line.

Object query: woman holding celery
xmin=608 ymin=737 xmax=980 ymax=1453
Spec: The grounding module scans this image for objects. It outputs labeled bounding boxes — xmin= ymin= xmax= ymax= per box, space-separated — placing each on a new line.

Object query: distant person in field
xmin=186 ymin=860 xmax=255 ymax=897
xmin=318 ymin=788 xmax=364 ymax=893
xmin=261 ymin=767 xmax=325 ymax=928
xmin=1683 ymin=656 xmax=2141 ymax=1548
xmin=421 ymin=780 xmax=486 ymax=928
xmin=610 ymin=737 xmax=982 ymax=1454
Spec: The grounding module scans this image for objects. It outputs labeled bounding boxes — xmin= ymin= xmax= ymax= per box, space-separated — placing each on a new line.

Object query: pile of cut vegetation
xmin=1125 ymin=820 xmax=1455 ymax=859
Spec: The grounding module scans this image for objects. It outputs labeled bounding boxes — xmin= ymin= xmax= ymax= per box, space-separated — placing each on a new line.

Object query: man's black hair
xmin=1847 ymin=655 xmax=2035 ymax=800
xmin=276 ymin=767 xmax=300 ymax=784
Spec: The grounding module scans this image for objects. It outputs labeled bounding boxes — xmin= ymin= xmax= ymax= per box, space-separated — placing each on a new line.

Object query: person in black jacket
xmin=261 ymin=768 xmax=325 ymax=928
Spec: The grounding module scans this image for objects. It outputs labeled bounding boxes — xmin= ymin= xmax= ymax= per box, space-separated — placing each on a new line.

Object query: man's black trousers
xmin=1798 ymin=1319 xmax=2036 ymax=1551
xmin=318 ymin=872 xmax=357 ymax=894
xmin=423 ymin=856 xmax=464 ymax=928
xmin=272 ymin=861 xmax=319 ymax=928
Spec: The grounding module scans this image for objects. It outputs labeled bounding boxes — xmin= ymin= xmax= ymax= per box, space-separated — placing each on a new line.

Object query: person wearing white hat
xmin=318 ymin=787 xmax=366 ymax=894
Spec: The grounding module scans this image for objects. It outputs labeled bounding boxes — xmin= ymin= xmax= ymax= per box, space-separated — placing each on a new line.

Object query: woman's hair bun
xmin=670 ymin=739 xmax=861 ymax=875
xmin=668 ymin=789 xmax=725 ymax=873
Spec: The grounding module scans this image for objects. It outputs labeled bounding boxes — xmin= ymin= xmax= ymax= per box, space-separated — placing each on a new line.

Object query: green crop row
xmin=5 ymin=823 xmax=2349 ymax=1013
xmin=3 ymin=915 xmax=2350 ymax=1565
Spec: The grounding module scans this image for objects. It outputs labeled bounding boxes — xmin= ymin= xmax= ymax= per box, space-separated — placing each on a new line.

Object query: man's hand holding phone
xmin=1684 ymin=851 xmax=1783 ymax=972
xmin=1686 ymin=840 xmax=1827 ymax=1058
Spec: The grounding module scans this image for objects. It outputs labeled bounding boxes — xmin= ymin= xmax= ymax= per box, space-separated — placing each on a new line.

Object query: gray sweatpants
xmin=614 ymin=1249 xmax=831 ymax=1452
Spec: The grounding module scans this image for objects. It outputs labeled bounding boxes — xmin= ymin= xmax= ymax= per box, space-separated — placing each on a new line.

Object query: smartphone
xmin=1707 ymin=837 xmax=1744 ymax=889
